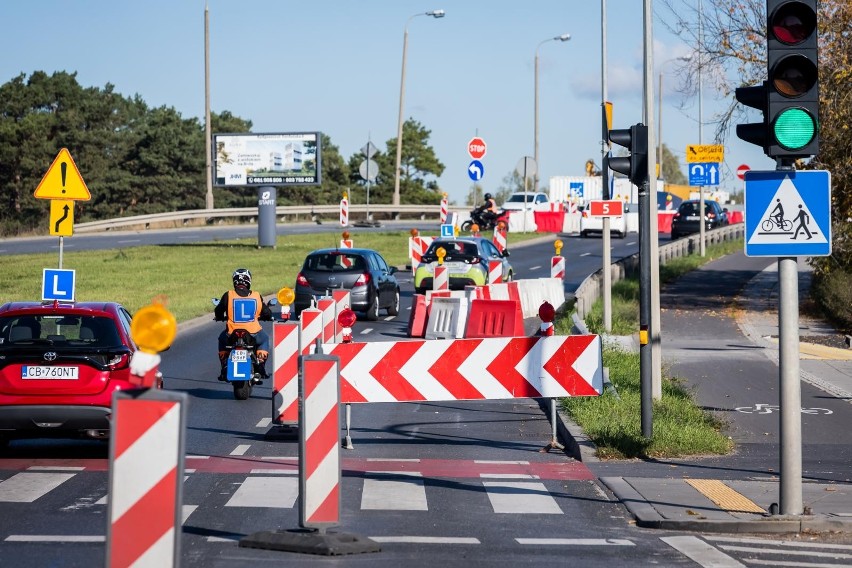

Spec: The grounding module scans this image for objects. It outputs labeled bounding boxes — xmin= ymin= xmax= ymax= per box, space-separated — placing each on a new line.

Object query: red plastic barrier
xmin=728 ymin=210 xmax=743 ymax=224
xmin=657 ymin=211 xmax=676 ymax=233
xmin=465 ymin=299 xmax=524 ymax=338
xmin=533 ymin=210 xmax=565 ymax=233
xmin=407 ymin=294 xmax=428 ymax=338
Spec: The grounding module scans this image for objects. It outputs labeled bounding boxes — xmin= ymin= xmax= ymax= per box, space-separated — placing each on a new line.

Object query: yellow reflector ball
xmin=277 ymin=287 xmax=295 ymax=306
xmin=131 ymin=303 xmax=177 ymax=353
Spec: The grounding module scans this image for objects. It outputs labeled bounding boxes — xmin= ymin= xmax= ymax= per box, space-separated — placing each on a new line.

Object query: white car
xmin=500 ymin=192 xmax=550 ymax=212
xmin=579 ymin=206 xmax=627 ymax=238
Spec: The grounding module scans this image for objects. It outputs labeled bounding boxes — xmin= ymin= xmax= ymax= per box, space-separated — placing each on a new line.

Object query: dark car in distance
xmin=294 ymin=248 xmax=401 ymax=321
xmin=0 ymin=301 xmax=143 ymax=445
xmin=670 ymin=199 xmax=729 ymax=240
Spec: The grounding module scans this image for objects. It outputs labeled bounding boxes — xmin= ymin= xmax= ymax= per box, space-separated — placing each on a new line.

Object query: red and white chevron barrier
xmin=488 ymin=260 xmax=503 ymax=284
xmin=408 ymin=236 xmax=434 ymax=272
xmin=339 ymin=196 xmax=349 ymax=226
xmin=492 ymin=227 xmax=508 ymax=254
xmin=324 ymin=335 xmax=602 ymax=403
xmin=107 ymin=390 xmax=187 ymax=568
xmin=440 ymin=196 xmax=448 ymax=223
xmin=300 ymin=307 xmax=323 ymax=355
xmin=339 ymin=238 xmax=353 ymax=249
xmin=273 ymin=321 xmax=300 ymax=424
xmin=299 ymin=355 xmax=341 ymax=528
xmin=551 ymin=256 xmax=565 ymax=280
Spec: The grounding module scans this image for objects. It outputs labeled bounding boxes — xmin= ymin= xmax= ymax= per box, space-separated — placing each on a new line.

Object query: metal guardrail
xmin=572 ymin=223 xmax=746 ymax=320
xmin=75 ymin=205 xmax=446 ymax=233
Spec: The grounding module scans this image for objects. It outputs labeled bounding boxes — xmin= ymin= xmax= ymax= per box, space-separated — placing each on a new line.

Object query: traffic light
xmin=607 ymin=123 xmax=648 ymax=187
xmin=766 ymin=0 xmax=819 ymax=158
xmin=735 ymin=81 xmax=769 ymax=151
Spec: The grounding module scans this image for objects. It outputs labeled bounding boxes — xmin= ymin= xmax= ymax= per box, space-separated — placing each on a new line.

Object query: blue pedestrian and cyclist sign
xmin=744 ymin=170 xmax=831 ymax=257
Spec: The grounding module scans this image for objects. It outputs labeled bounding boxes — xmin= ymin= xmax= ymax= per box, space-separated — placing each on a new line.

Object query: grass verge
xmin=0 ymin=229 xmax=545 ymax=322
xmin=556 ymin=237 xmax=744 ymax=458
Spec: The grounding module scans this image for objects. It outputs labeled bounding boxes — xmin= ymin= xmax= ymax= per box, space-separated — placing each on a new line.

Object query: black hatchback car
xmin=294 ymin=248 xmax=400 ymax=321
xmin=670 ymin=199 xmax=729 ymax=239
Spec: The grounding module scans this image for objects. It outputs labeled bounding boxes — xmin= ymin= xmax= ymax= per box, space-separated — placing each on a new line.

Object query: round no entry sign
xmin=736 ymin=164 xmax=750 ymax=181
xmin=468 ymin=137 xmax=487 ymax=160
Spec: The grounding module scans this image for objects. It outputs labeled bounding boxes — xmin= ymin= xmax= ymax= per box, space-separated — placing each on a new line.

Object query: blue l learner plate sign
xmin=744 ymin=170 xmax=831 ymax=257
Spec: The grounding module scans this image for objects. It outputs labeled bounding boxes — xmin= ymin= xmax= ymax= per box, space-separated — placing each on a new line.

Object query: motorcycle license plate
xmin=230 ymin=349 xmax=248 ymax=363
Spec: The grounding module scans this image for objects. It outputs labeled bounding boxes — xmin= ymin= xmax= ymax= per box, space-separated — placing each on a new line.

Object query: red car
xmin=0 ymin=300 xmax=149 ymax=445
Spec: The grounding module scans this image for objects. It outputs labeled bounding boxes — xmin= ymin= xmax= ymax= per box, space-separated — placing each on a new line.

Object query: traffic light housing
xmin=607 ymin=123 xmax=648 ymax=187
xmin=738 ymin=1 xmax=819 ymax=159
xmin=766 ymin=0 xmax=819 ymax=158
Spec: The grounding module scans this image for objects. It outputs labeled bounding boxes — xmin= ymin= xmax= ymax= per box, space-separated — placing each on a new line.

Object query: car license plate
xmin=685 ymin=215 xmax=700 ymax=221
xmin=444 ymin=262 xmax=465 ymax=271
xmin=21 ymin=366 xmax=79 ymax=380
xmin=230 ymin=349 xmax=248 ymax=363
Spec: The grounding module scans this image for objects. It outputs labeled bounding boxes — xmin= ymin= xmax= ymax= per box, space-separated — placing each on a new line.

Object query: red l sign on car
xmin=468 ymin=137 xmax=487 ymax=160
xmin=588 ymin=200 xmax=624 ymax=217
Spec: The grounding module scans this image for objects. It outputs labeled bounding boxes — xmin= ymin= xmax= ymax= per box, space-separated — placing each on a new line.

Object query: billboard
xmin=214 ymin=132 xmax=322 ymax=186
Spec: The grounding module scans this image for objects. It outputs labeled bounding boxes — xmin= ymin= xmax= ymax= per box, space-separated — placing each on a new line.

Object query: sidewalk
xmin=556 ymin=255 xmax=852 ymax=534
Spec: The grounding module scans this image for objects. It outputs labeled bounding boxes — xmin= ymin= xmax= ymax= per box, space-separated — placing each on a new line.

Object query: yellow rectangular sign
xmin=686 ymin=144 xmax=725 ymax=163
xmin=49 ymin=200 xmax=74 ymax=236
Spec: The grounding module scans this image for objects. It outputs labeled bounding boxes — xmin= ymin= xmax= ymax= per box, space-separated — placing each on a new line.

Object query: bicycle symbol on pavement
xmin=735 ymin=403 xmax=832 ymax=415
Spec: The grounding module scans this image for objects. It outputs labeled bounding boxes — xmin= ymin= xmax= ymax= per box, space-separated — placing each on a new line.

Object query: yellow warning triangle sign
xmin=33 ymin=148 xmax=91 ymax=201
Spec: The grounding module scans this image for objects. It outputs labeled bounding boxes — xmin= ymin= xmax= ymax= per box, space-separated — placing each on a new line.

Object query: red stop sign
xmin=468 ymin=137 xmax=487 ymax=159
xmin=736 ymin=164 xmax=750 ymax=181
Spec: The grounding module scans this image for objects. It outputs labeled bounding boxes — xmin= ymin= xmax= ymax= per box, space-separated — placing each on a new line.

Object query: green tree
xmin=367 ymin=118 xmax=445 ymax=205
xmin=660 ymin=143 xmax=687 ymax=184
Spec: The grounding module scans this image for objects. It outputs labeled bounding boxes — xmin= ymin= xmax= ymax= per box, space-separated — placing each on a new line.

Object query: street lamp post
xmin=204 ymin=3 xmax=213 ymax=210
xmin=393 ymin=9 xmax=445 ymax=208
xmin=534 ymin=33 xmax=571 ymax=192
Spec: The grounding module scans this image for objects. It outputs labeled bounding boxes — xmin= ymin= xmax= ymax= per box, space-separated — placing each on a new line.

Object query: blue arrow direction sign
xmin=688 ymin=162 xmax=720 ymax=186
xmin=468 ymin=160 xmax=484 ymax=181
xmin=744 ymin=170 xmax=831 ymax=257
xmin=42 ymin=268 xmax=76 ymax=301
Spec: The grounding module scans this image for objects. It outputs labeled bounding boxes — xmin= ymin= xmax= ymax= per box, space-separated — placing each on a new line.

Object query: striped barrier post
xmin=106 ymin=389 xmax=187 ymax=568
xmin=440 ymin=195 xmax=448 ymax=224
xmin=300 ymin=307 xmax=323 ymax=355
xmin=488 ymin=260 xmax=503 ymax=284
xmin=317 ymin=296 xmax=336 ymax=344
xmin=433 ymin=265 xmax=449 ymax=291
xmin=551 ymin=256 xmax=565 ymax=280
xmin=331 ymin=290 xmax=350 ymax=344
xmin=299 ymin=354 xmax=341 ymax=529
xmin=492 ymin=226 xmax=508 ymax=254
xmin=272 ymin=321 xmax=300 ymax=425
xmin=339 ymin=195 xmax=348 ymax=227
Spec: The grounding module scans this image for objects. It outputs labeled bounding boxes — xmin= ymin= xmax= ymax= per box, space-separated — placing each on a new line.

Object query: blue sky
xmin=1 ymin=1 xmax=772 ymax=206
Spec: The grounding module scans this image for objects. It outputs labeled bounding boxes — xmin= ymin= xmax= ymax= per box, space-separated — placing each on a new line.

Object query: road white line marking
xmin=580 ymin=252 xmax=591 ymax=257
xmin=589 ymin=480 xmax=611 ymax=501
xmin=27 ymin=466 xmax=85 ymax=471
xmin=475 ymin=460 xmax=529 ymax=465
xmin=249 ymin=469 xmax=297 ymax=475
xmin=230 ymin=444 xmax=250 ymax=456
xmin=360 ymin=328 xmax=373 ymax=335
xmin=366 ymin=458 xmax=421 ymax=462
xmin=256 ymin=417 xmax=272 ymax=428
xmin=383 ymin=316 xmax=396 ymax=321
xmin=0 ymin=472 xmax=75 ymax=502
xmin=531 ymin=265 xmax=542 ymax=270
xmin=182 ymin=505 xmax=197 ymax=524
xmin=225 ymin=477 xmax=298 ymax=508
xmin=369 ymin=536 xmax=480 ymax=544
xmin=5 ymin=535 xmax=104 ymax=543
xmin=627 ymin=241 xmax=637 ymax=245
xmin=362 ymin=472 xmax=427 ymax=511
xmin=207 ymin=536 xmax=239 ymax=543
xmin=704 ymin=536 xmax=852 ymax=550
xmin=660 ymin=536 xmax=744 ymax=567
xmin=260 ymin=456 xmax=298 ymax=460
xmin=719 ymin=544 xmax=852 ymax=560
xmin=117 ymin=239 xmax=141 ymax=243
xmin=483 ymin=482 xmax=562 ymax=514
xmin=516 ymin=538 xmax=634 ymax=546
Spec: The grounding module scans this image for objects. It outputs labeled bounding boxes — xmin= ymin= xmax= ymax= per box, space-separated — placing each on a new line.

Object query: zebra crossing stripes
xmin=483 ymin=481 xmax=563 ymax=514
xmin=224 ymin=476 xmax=298 ymax=508
xmin=0 ymin=472 xmax=75 ymax=502
xmin=362 ymin=472 xmax=427 ymax=511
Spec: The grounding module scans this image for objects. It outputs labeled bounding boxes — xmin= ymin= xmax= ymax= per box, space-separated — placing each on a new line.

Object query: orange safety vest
xmin=226 ymin=290 xmax=263 ymax=334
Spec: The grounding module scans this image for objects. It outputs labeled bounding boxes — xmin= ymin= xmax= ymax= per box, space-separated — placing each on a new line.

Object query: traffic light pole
xmin=638 ymin=178 xmax=652 ymax=439
xmin=778 ymin=255 xmax=802 ymax=515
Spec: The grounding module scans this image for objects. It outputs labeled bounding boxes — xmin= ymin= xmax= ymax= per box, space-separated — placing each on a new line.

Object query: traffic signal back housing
xmin=607 ymin=123 xmax=648 ymax=187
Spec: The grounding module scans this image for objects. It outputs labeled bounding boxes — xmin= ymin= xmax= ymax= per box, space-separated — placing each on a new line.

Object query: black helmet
xmin=233 ymin=268 xmax=252 ymax=289
xmin=484 ymin=193 xmax=492 ymax=200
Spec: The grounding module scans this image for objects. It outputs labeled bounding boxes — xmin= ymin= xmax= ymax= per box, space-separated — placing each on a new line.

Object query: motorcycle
xmin=461 ymin=206 xmax=510 ymax=232
xmin=219 ymin=328 xmax=267 ymax=400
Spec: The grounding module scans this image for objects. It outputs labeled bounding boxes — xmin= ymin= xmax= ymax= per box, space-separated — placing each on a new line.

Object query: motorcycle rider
xmin=214 ymin=268 xmax=273 ymax=380
xmin=479 ymin=192 xmax=499 ymax=227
